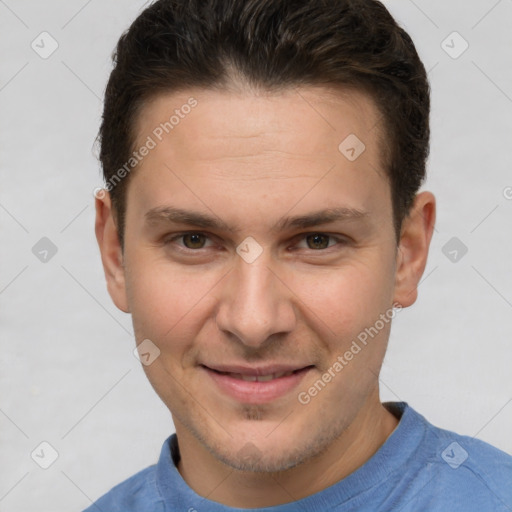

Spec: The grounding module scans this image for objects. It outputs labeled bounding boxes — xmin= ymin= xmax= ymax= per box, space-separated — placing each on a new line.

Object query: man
xmin=88 ymin=0 xmax=512 ymax=510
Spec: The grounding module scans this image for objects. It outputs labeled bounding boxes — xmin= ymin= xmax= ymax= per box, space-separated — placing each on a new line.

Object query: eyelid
xmin=293 ymin=232 xmax=347 ymax=249
xmin=164 ymin=231 xmax=349 ymax=251
xmin=164 ymin=231 xmax=216 ymax=248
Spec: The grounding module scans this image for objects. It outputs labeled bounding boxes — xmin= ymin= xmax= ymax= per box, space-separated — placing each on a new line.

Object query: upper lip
xmin=202 ymin=363 xmax=312 ymax=376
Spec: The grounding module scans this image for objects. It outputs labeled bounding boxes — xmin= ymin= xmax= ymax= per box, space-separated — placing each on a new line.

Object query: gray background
xmin=1 ymin=1 xmax=511 ymax=511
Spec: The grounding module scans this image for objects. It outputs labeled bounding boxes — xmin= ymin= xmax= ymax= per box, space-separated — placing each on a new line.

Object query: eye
xmin=295 ymin=233 xmax=345 ymax=250
xmin=163 ymin=231 xmax=348 ymax=254
xmin=165 ymin=232 xmax=214 ymax=250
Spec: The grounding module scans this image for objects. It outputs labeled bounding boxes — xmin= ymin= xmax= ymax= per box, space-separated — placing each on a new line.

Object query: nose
xmin=215 ymin=254 xmax=297 ymax=349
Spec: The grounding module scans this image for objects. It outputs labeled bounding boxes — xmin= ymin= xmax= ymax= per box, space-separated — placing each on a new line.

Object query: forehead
xmin=135 ymin=85 xmax=383 ymax=163
xmin=126 ymin=85 xmax=391 ymax=231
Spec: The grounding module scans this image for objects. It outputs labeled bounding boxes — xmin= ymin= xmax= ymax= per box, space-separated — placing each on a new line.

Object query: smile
xmin=215 ymin=370 xmax=296 ymax=382
xmin=201 ymin=365 xmax=313 ymax=404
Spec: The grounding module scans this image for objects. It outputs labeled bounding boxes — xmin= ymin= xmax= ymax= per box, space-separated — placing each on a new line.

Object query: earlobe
xmin=94 ymin=190 xmax=130 ymax=313
xmin=393 ymin=191 xmax=436 ymax=308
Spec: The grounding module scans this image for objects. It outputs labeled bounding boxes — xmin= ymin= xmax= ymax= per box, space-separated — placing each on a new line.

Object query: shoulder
xmin=82 ymin=464 xmax=164 ymax=512
xmin=406 ymin=405 xmax=512 ymax=509
xmin=82 ymin=435 xmax=179 ymax=512
xmin=431 ymin=423 xmax=512 ymax=487
xmin=422 ymin=410 xmax=512 ymax=469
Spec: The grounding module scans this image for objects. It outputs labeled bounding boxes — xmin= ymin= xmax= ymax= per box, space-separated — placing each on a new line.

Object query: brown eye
xmin=182 ymin=233 xmax=207 ymax=249
xmin=305 ymin=233 xmax=331 ymax=250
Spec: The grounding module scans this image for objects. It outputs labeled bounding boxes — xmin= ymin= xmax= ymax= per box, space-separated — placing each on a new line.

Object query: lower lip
xmin=203 ymin=366 xmax=313 ymax=404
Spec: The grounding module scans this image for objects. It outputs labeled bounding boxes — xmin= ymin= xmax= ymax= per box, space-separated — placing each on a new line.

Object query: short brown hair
xmin=98 ymin=0 xmax=430 ymax=249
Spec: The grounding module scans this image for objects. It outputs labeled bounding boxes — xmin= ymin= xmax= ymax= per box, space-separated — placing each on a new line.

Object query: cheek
xmin=124 ymin=255 xmax=220 ymax=343
xmin=284 ymin=259 xmax=393 ymax=337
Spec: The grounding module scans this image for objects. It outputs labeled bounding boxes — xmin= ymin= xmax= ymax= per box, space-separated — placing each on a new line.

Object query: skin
xmin=95 ymin=85 xmax=435 ymax=508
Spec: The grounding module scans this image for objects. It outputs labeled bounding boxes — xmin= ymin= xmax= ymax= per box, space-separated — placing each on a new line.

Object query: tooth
xmin=256 ymin=374 xmax=274 ymax=382
xmin=225 ymin=370 xmax=296 ymax=382
xmin=240 ymin=374 xmax=258 ymax=382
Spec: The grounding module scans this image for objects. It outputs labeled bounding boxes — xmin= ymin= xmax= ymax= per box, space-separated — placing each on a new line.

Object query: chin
xmin=217 ymin=444 xmax=307 ymax=473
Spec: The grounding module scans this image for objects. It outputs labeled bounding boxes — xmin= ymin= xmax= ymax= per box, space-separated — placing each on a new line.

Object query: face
xmin=96 ymin=85 xmax=432 ymax=473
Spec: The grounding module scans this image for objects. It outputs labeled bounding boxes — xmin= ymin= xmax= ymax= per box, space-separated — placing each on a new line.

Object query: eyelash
xmin=163 ymin=231 xmax=349 ymax=253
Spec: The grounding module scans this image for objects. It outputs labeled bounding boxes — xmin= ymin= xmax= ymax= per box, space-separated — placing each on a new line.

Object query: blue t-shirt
xmin=83 ymin=402 xmax=512 ymax=511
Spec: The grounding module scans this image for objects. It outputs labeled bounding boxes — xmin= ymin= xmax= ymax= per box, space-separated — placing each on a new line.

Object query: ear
xmin=393 ymin=191 xmax=436 ymax=308
xmin=94 ymin=190 xmax=130 ymax=313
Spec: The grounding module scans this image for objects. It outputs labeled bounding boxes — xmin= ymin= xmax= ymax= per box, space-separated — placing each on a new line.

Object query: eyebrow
xmin=144 ymin=206 xmax=370 ymax=233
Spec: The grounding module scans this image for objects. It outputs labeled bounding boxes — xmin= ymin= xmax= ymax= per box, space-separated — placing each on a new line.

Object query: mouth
xmin=200 ymin=364 xmax=314 ymax=404
xmin=212 ymin=368 xmax=300 ymax=382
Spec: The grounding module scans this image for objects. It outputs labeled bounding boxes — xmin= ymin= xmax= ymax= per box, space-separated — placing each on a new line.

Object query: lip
xmin=203 ymin=363 xmax=310 ymax=376
xmin=201 ymin=364 xmax=314 ymax=404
